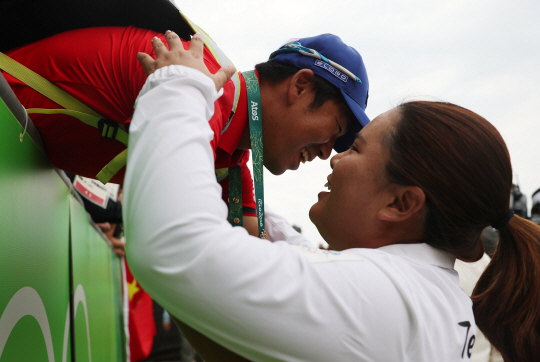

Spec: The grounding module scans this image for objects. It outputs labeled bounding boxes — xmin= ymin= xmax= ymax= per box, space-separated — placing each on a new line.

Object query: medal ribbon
xmin=238 ymin=70 xmax=266 ymax=238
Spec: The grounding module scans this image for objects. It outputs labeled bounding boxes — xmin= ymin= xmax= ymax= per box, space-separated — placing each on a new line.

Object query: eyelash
xmin=349 ymin=144 xmax=358 ymax=152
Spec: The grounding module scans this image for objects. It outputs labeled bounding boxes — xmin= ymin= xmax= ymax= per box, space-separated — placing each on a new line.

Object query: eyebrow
xmin=355 ymin=133 xmax=367 ymax=144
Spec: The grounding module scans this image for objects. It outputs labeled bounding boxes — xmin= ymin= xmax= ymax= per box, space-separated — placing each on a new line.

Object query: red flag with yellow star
xmin=125 ymin=260 xmax=156 ymax=361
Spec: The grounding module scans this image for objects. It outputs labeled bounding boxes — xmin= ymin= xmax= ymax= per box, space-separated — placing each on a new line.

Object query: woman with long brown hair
xmin=124 ymin=32 xmax=540 ymax=361
xmin=385 ymin=101 xmax=540 ymax=360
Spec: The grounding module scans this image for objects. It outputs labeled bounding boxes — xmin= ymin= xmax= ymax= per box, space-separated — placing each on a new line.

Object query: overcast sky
xmin=178 ymin=0 xmax=540 ymax=246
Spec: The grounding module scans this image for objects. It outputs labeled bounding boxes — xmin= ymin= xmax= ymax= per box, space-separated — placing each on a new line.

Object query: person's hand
xmin=108 ymin=235 xmax=126 ymax=257
xmin=137 ymin=31 xmax=236 ymax=91
xmin=97 ymin=222 xmax=111 ymax=232
xmin=117 ymin=188 xmax=123 ymax=204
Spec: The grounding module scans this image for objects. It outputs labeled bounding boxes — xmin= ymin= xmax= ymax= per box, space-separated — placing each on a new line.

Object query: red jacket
xmin=4 ymin=26 xmax=256 ymax=214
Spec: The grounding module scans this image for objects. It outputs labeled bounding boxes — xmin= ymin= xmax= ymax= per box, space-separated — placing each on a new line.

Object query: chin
xmin=271 ymin=169 xmax=286 ymax=176
xmin=265 ymin=162 xmax=286 ymax=176
xmin=308 ymin=203 xmax=320 ymax=225
xmin=309 ymin=204 xmax=334 ymax=245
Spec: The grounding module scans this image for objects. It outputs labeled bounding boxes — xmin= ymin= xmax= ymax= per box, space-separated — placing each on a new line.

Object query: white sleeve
xmin=264 ymin=203 xmax=315 ymax=247
xmin=123 ymin=66 xmax=408 ymax=362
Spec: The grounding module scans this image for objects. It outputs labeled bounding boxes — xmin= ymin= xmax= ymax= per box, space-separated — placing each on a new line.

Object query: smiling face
xmin=309 ymin=108 xmax=400 ymax=250
xmin=261 ymin=78 xmax=351 ymax=175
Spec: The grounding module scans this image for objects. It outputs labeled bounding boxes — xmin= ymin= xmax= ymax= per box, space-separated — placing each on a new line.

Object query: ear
xmin=378 ymin=185 xmax=425 ymax=222
xmin=287 ymin=68 xmax=315 ymax=104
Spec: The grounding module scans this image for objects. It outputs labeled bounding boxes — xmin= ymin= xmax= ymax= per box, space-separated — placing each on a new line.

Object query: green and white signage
xmin=0 ymin=95 xmax=125 ymax=361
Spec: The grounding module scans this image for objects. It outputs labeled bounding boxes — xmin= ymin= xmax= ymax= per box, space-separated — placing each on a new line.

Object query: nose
xmin=317 ymin=141 xmax=334 ymax=160
xmin=330 ymin=151 xmax=345 ymax=169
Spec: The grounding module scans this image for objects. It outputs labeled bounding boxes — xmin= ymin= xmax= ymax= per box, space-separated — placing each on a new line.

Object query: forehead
xmin=352 ymin=108 xmax=399 ymax=156
xmin=361 ymin=108 xmax=399 ymax=136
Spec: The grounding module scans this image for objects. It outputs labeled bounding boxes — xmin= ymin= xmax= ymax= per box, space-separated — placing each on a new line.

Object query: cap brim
xmin=333 ymin=91 xmax=370 ymax=153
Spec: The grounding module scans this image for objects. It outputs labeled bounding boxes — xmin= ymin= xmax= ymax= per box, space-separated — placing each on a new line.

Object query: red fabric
xmin=4 ymin=26 xmax=255 ymax=212
xmin=124 ymin=260 xmax=156 ymax=362
xmin=215 ymin=71 xmax=256 ymax=216
xmin=214 ymin=71 xmax=248 ymax=159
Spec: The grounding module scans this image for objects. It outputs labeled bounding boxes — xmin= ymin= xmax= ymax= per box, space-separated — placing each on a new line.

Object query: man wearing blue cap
xmin=258 ymin=35 xmax=370 ymax=160
xmin=249 ymin=34 xmax=370 ymax=175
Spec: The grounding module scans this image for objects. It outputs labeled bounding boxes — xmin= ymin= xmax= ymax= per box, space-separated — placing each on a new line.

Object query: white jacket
xmin=124 ymin=65 xmax=476 ymax=362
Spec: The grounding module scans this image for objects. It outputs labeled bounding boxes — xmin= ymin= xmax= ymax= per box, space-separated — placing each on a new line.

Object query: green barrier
xmin=0 ymin=94 xmax=125 ymax=361
xmin=70 ymin=196 xmax=124 ymax=362
xmin=0 ymin=97 xmax=70 ymax=361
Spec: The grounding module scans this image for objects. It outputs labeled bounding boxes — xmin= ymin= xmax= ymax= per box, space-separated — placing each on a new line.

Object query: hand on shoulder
xmin=137 ymin=31 xmax=236 ymax=91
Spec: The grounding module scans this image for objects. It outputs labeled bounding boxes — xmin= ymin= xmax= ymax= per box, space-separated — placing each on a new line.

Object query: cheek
xmin=299 ymin=116 xmax=330 ymax=141
xmin=317 ymin=120 xmax=337 ymax=141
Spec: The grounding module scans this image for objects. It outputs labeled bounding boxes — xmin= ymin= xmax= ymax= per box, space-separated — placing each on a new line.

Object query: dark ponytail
xmin=385 ymin=101 xmax=540 ymax=361
xmin=473 ymin=216 xmax=540 ymax=360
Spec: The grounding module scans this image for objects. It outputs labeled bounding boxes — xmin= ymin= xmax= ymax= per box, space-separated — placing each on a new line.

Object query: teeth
xmin=301 ymin=148 xmax=309 ymax=163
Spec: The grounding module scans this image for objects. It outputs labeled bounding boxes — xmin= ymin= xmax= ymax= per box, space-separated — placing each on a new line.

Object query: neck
xmin=237 ymin=125 xmax=251 ymax=149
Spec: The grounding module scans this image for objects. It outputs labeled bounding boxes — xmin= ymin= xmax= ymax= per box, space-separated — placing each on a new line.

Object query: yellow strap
xmin=96 ymin=148 xmax=128 ymax=184
xmin=0 ymin=52 xmax=101 ymax=117
xmin=180 ymin=13 xmax=241 ymax=117
xmin=215 ymin=168 xmax=229 ymax=182
xmin=1 ymin=52 xmax=128 ymax=184
xmin=26 ymin=108 xmax=129 ymax=146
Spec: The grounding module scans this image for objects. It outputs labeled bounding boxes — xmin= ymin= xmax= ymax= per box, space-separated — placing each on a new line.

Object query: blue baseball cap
xmin=269 ymin=34 xmax=370 ymax=152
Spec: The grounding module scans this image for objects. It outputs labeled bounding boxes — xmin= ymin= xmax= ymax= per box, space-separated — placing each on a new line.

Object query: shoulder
xmin=9 ymin=26 xmax=159 ymax=59
xmin=327 ymin=244 xmax=476 ymax=361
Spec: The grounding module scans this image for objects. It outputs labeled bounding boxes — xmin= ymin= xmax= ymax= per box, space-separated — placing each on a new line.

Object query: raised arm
xmin=123 ymin=31 xmax=393 ymax=362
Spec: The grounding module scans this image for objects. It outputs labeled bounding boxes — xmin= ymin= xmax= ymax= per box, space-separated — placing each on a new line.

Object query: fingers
xmin=114 ymin=248 xmax=126 ymax=257
xmin=188 ymin=33 xmax=205 ymax=58
xmin=137 ymin=30 xmax=232 ymax=91
xmin=165 ymin=30 xmax=183 ymax=52
xmin=152 ymin=36 xmax=167 ymax=57
xmin=97 ymin=222 xmax=111 ymax=232
xmin=212 ymin=64 xmax=237 ymax=91
xmin=137 ymin=52 xmax=156 ymax=76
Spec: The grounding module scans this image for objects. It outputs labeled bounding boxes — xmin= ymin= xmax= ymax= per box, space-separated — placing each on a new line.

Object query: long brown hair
xmin=385 ymin=101 xmax=540 ymax=361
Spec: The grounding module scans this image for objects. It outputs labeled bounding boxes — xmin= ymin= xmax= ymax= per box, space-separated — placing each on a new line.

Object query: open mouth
xmin=324 ymin=174 xmax=332 ymax=191
xmin=301 ymin=148 xmax=309 ymax=164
